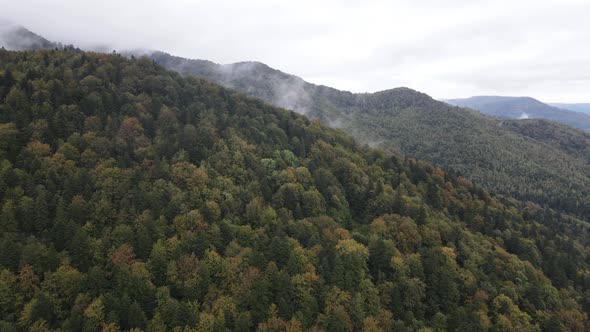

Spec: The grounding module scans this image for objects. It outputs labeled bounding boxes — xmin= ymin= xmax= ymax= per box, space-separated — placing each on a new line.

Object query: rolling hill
xmin=1 ymin=47 xmax=590 ymax=332
xmin=445 ymin=96 xmax=590 ymax=131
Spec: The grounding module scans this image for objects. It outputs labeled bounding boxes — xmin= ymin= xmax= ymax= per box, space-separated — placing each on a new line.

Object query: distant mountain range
xmin=2 ymin=26 xmax=590 ymax=218
xmin=550 ymin=103 xmax=590 ymax=114
xmin=445 ymin=96 xmax=590 ymax=131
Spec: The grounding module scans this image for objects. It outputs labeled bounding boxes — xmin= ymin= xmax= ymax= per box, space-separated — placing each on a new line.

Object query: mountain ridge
xmin=551 ymin=102 xmax=590 ymax=114
xmin=146 ymin=51 xmax=590 ymax=216
xmin=2 ymin=25 xmax=589 ymax=218
xmin=445 ymin=96 xmax=590 ymax=131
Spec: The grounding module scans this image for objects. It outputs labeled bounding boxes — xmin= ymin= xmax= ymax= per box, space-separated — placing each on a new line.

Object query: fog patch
xmin=216 ymin=61 xmax=313 ymax=114
xmin=366 ymin=140 xmax=384 ymax=148
xmin=121 ymin=48 xmax=157 ymax=57
xmin=326 ymin=117 xmax=344 ymax=128
xmin=271 ymin=77 xmax=312 ymax=114
xmin=0 ymin=21 xmax=57 ymax=50
xmin=518 ymin=112 xmax=530 ymax=119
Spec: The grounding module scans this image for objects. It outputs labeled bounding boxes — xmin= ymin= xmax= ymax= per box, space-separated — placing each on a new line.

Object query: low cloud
xmin=2 ymin=0 xmax=589 ymax=102
xmin=518 ymin=113 xmax=530 ymax=119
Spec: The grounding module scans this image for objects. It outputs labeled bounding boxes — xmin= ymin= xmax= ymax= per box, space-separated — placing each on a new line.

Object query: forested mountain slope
xmin=445 ymin=96 xmax=590 ymax=131
xmin=1 ymin=49 xmax=590 ymax=331
xmin=501 ymin=119 xmax=590 ymax=160
xmin=148 ymin=52 xmax=590 ymax=218
xmin=3 ymin=25 xmax=589 ymax=220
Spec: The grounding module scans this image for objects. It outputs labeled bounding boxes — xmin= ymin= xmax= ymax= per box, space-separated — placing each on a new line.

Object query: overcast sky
xmin=2 ymin=0 xmax=589 ymax=102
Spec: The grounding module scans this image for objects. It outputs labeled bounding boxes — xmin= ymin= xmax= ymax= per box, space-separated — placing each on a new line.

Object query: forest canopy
xmin=150 ymin=52 xmax=590 ymax=219
xmin=0 ymin=49 xmax=589 ymax=331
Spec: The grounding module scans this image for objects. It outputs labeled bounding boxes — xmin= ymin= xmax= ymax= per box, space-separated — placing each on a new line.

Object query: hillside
xmin=148 ymin=52 xmax=318 ymax=116
xmin=3 ymin=27 xmax=588 ymax=219
xmin=149 ymin=52 xmax=590 ymax=218
xmin=1 ymin=49 xmax=590 ymax=331
xmin=445 ymin=96 xmax=590 ymax=131
xmin=502 ymin=119 xmax=590 ymax=160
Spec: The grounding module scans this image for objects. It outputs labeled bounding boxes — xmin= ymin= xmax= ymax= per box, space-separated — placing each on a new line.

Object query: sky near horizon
xmin=2 ymin=0 xmax=589 ymax=102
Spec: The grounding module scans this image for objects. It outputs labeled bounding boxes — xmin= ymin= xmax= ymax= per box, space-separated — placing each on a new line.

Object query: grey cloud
xmin=444 ymin=59 xmax=590 ymax=91
xmin=1 ymin=0 xmax=589 ymax=102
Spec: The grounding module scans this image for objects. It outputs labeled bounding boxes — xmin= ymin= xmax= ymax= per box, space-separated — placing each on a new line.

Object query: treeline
xmin=0 ymin=49 xmax=589 ymax=331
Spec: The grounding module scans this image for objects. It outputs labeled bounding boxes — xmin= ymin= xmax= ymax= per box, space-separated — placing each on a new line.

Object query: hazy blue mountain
xmin=445 ymin=96 xmax=590 ymax=131
xmin=550 ymin=103 xmax=590 ymax=114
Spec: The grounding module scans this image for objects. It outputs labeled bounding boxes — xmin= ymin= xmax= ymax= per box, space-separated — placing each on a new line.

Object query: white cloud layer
xmin=2 ymin=0 xmax=589 ymax=102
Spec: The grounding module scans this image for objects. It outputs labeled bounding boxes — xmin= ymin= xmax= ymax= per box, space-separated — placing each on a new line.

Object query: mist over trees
xmin=150 ymin=52 xmax=590 ymax=220
xmin=0 ymin=21 xmax=58 ymax=51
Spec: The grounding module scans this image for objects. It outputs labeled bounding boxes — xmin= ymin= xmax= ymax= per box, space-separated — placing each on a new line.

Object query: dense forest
xmin=0 ymin=49 xmax=590 ymax=331
xmin=150 ymin=52 xmax=590 ymax=219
